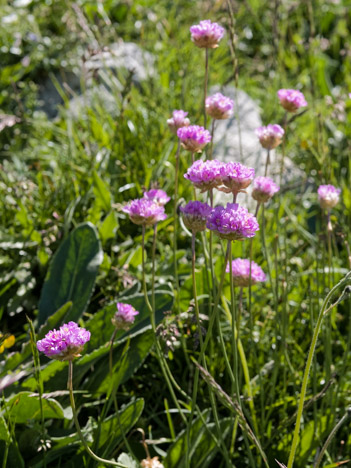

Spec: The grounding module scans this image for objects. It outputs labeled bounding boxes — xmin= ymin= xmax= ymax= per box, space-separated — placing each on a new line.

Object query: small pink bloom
xmin=190 ymin=20 xmax=225 ymax=49
xmin=220 ymin=162 xmax=255 ymax=195
xmin=184 ymin=159 xmax=224 ymax=192
xmin=167 ymin=110 xmax=190 ymax=134
xmin=177 ymin=125 xmax=211 ymax=153
xmin=252 ymin=177 xmax=279 ymax=203
xmin=205 ymin=93 xmax=234 ymax=120
xmin=277 ymin=89 xmax=307 ymax=113
xmin=180 ymin=201 xmax=212 ymax=233
xmin=226 ymin=258 xmax=266 ymax=287
xmin=112 ymin=303 xmax=139 ymax=330
xmin=122 ymin=199 xmax=167 ymax=226
xmin=255 ymin=124 xmax=284 ymax=150
xmin=206 ymin=203 xmax=259 ymax=241
xmin=318 ymin=184 xmax=341 ymax=210
xmin=143 ymin=189 xmax=170 ymax=206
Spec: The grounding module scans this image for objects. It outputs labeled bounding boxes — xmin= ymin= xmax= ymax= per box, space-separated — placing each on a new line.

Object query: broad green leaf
xmin=98 ymin=210 xmax=118 ymax=243
xmin=38 ymin=223 xmax=103 ymax=325
xmin=6 ymin=392 xmax=66 ymax=424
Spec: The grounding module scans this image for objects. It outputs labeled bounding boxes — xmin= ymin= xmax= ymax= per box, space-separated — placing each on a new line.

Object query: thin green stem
xmin=229 ymin=241 xmax=241 ymax=404
xmin=209 ymin=119 xmax=215 ymax=159
xmin=68 ymin=361 xmax=128 ymax=467
xmin=173 ymin=139 xmax=181 ymax=314
xmin=204 ymin=49 xmax=209 ymax=129
xmin=264 ymin=149 xmax=270 ymax=177
xmin=287 ymin=273 xmax=351 ymax=468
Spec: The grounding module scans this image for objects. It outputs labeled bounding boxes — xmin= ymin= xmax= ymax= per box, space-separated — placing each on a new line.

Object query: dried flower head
xmin=220 ymin=162 xmax=255 ymax=194
xmin=252 ymin=176 xmax=280 ymax=203
xmin=318 ymin=184 xmax=341 ymax=210
xmin=177 ymin=125 xmax=211 ymax=153
xmin=255 ymin=124 xmax=284 ymax=150
xmin=190 ymin=20 xmax=225 ymax=49
xmin=184 ymin=159 xmax=224 ymax=192
xmin=205 ymin=93 xmax=234 ymax=120
xmin=36 ymin=322 xmax=91 ymax=361
xmin=143 ymin=189 xmax=170 ymax=206
xmin=122 ymin=199 xmax=167 ymax=226
xmin=112 ymin=303 xmax=139 ymax=330
xmin=277 ymin=89 xmax=307 ymax=113
xmin=206 ymin=203 xmax=259 ymax=241
xmin=226 ymin=258 xmax=266 ymax=287
xmin=180 ymin=201 xmax=212 ymax=233
xmin=167 ymin=110 xmax=190 ymax=134
xmin=141 ymin=456 xmax=164 ymax=468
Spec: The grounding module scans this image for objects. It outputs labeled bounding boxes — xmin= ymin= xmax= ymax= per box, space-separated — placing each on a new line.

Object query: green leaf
xmin=0 ymin=416 xmax=10 ymax=442
xmin=93 ymin=170 xmax=111 ymax=212
xmin=164 ymin=410 xmax=211 ymax=468
xmin=98 ymin=210 xmax=118 ymax=243
xmin=5 ymin=392 xmax=66 ymax=424
xmin=38 ymin=223 xmax=103 ymax=325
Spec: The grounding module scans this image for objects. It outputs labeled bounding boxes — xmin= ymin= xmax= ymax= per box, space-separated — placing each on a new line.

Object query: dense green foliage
xmin=1 ymin=0 xmax=351 ymax=467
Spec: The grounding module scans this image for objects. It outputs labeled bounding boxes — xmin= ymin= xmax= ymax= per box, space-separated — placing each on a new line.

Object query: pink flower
xmin=277 ymin=89 xmax=307 ymax=113
xmin=112 ymin=303 xmax=139 ymax=330
xmin=220 ymin=162 xmax=255 ymax=194
xmin=167 ymin=110 xmax=190 ymax=134
xmin=180 ymin=201 xmax=212 ymax=233
xmin=255 ymin=124 xmax=284 ymax=150
xmin=205 ymin=93 xmax=234 ymax=120
xmin=252 ymin=177 xmax=279 ymax=203
xmin=226 ymin=259 xmax=266 ymax=287
xmin=184 ymin=159 xmax=224 ymax=192
xmin=318 ymin=184 xmax=341 ymax=210
xmin=177 ymin=125 xmax=211 ymax=153
xmin=190 ymin=20 xmax=225 ymax=49
xmin=206 ymin=203 xmax=259 ymax=241
xmin=143 ymin=189 xmax=170 ymax=206
xmin=36 ymin=322 xmax=91 ymax=361
xmin=122 ymin=199 xmax=167 ymax=226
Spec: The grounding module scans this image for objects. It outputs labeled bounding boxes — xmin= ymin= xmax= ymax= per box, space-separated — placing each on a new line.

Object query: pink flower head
xmin=206 ymin=203 xmax=259 ymax=241
xmin=277 ymin=89 xmax=307 ymax=113
xmin=255 ymin=124 xmax=284 ymax=150
xmin=184 ymin=159 xmax=224 ymax=192
xmin=205 ymin=93 xmax=234 ymax=120
xmin=177 ymin=125 xmax=211 ymax=153
xmin=180 ymin=201 xmax=212 ymax=233
xmin=36 ymin=322 xmax=91 ymax=361
xmin=252 ymin=176 xmax=279 ymax=203
xmin=226 ymin=258 xmax=266 ymax=287
xmin=318 ymin=184 xmax=341 ymax=210
xmin=220 ymin=162 xmax=255 ymax=194
xmin=167 ymin=110 xmax=190 ymax=134
xmin=122 ymin=198 xmax=167 ymax=226
xmin=190 ymin=20 xmax=225 ymax=49
xmin=143 ymin=189 xmax=170 ymax=206
xmin=112 ymin=303 xmax=139 ymax=330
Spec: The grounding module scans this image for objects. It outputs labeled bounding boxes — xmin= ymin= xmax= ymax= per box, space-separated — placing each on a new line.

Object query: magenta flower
xmin=122 ymin=199 xmax=167 ymax=226
xmin=36 ymin=322 xmax=91 ymax=361
xmin=226 ymin=259 xmax=266 ymax=287
xmin=180 ymin=201 xmax=212 ymax=233
xmin=277 ymin=89 xmax=307 ymax=113
xmin=190 ymin=20 xmax=225 ymax=49
xmin=220 ymin=162 xmax=255 ymax=195
xmin=177 ymin=125 xmax=211 ymax=153
xmin=252 ymin=176 xmax=279 ymax=203
xmin=143 ymin=189 xmax=170 ymax=206
xmin=112 ymin=303 xmax=139 ymax=330
xmin=205 ymin=93 xmax=234 ymax=120
xmin=255 ymin=124 xmax=284 ymax=150
xmin=206 ymin=203 xmax=259 ymax=241
xmin=318 ymin=184 xmax=341 ymax=210
xmin=184 ymin=159 xmax=224 ymax=192
xmin=167 ymin=110 xmax=190 ymax=134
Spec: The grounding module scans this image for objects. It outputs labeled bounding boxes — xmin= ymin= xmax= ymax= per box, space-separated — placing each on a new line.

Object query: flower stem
xmin=229 ymin=241 xmax=241 ymax=404
xmin=264 ymin=149 xmax=270 ymax=177
xmin=68 ymin=361 xmax=128 ymax=468
xmin=141 ymin=226 xmax=187 ymax=424
xmin=287 ymin=273 xmax=351 ymax=468
xmin=209 ymin=119 xmax=215 ymax=160
xmin=173 ymin=140 xmax=181 ymax=314
xmin=204 ymin=48 xmax=209 ymax=129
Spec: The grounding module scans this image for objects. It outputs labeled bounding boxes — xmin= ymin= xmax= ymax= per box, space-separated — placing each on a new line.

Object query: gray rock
xmin=211 ymin=85 xmax=298 ymax=180
xmin=38 ymin=42 xmax=155 ymax=118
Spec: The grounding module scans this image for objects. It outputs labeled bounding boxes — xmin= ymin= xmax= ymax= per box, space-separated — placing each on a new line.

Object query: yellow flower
xmin=0 ymin=334 xmax=15 ymax=353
